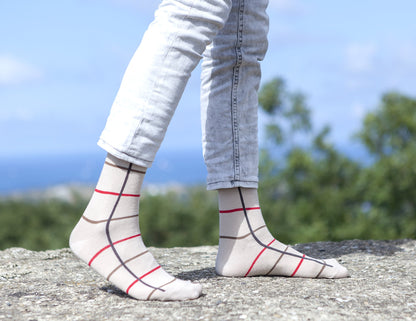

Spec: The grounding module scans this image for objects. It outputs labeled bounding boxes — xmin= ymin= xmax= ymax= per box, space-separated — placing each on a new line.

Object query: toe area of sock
xmin=169 ymin=281 xmax=202 ymax=301
xmin=324 ymin=259 xmax=349 ymax=278
xmin=150 ymin=280 xmax=203 ymax=301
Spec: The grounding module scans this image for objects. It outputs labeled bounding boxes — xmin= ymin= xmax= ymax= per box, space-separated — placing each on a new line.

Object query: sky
xmin=1 ymin=0 xmax=416 ymax=159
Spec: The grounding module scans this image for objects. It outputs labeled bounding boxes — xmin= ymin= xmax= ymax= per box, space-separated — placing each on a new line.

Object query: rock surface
xmin=0 ymin=239 xmax=415 ymax=320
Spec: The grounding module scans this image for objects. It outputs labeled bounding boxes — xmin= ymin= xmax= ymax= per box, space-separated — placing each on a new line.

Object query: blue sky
xmin=1 ymin=0 xmax=416 ymax=158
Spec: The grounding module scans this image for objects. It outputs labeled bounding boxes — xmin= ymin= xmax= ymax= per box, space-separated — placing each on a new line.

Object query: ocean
xmin=0 ymin=150 xmax=208 ymax=195
xmin=0 ymin=143 xmax=371 ymax=195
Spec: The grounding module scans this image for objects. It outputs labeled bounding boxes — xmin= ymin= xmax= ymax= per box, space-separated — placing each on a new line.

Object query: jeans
xmin=98 ymin=0 xmax=269 ymax=190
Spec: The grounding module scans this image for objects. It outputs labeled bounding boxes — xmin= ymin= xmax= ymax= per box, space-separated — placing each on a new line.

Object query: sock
xmin=69 ymin=154 xmax=202 ymax=300
xmin=216 ymin=187 xmax=349 ymax=278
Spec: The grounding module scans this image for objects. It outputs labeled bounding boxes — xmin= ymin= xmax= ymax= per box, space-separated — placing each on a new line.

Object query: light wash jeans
xmin=98 ymin=0 xmax=269 ymax=190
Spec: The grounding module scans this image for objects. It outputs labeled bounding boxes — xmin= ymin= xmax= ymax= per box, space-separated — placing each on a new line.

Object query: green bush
xmin=0 ymin=197 xmax=87 ymax=250
xmin=1 ymin=80 xmax=415 ymax=251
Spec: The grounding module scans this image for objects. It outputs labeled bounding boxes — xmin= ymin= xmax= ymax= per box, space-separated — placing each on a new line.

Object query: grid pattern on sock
xmin=82 ymin=214 xmax=139 ymax=224
xmin=83 ymin=162 xmax=166 ymax=295
xmin=106 ymin=250 xmax=149 ymax=281
xmin=126 ymin=265 xmax=161 ymax=294
xmin=146 ymin=278 xmax=177 ymax=300
xmin=88 ymin=233 xmax=141 ymax=266
xmin=218 ymin=188 xmax=332 ymax=278
xmin=265 ymin=245 xmax=288 ymax=275
xmin=94 ymin=189 xmax=141 ymax=197
xmin=245 ymin=239 xmax=276 ymax=276
xmin=219 ymin=225 xmax=266 ymax=240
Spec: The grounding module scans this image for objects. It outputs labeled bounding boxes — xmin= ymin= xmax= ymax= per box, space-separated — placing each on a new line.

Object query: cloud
xmin=0 ymin=55 xmax=43 ymax=86
xmin=345 ymin=43 xmax=377 ymax=74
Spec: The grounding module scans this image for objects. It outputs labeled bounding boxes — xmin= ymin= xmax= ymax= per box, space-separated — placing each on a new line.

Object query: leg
xmin=99 ymin=0 xmax=232 ymax=168
xmin=71 ymin=0 xmax=234 ymax=301
xmin=200 ymin=0 xmax=349 ymax=278
xmin=201 ymin=0 xmax=266 ymax=190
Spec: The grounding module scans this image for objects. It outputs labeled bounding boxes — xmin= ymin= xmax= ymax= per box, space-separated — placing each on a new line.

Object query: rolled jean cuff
xmin=206 ymin=178 xmax=258 ymax=191
xmin=97 ymin=139 xmax=153 ymax=168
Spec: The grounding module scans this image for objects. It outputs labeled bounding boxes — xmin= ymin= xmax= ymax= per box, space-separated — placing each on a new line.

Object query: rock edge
xmin=1 ymin=239 xmax=415 ymax=321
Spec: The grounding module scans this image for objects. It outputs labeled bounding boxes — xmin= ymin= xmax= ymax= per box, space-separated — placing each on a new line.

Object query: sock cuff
xmin=106 ymin=153 xmax=147 ymax=174
xmin=218 ymin=187 xmax=259 ymax=210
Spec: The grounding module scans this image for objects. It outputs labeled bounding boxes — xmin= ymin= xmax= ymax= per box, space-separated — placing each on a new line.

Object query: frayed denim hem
xmin=206 ymin=179 xmax=258 ymax=191
xmin=97 ymin=139 xmax=153 ymax=169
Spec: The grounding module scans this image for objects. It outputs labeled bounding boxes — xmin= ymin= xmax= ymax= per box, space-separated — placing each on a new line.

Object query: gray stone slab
xmin=1 ymin=239 xmax=415 ymax=320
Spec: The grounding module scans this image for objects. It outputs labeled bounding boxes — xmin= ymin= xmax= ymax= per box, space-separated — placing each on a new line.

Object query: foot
xmin=69 ymin=155 xmax=202 ymax=300
xmin=216 ymin=187 xmax=349 ymax=278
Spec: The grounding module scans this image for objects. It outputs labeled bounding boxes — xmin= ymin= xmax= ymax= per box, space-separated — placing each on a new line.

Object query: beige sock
xmin=216 ymin=187 xmax=349 ymax=278
xmin=69 ymin=154 xmax=202 ymax=300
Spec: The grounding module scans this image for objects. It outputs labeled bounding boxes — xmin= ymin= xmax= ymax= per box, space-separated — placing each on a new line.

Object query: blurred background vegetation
xmin=1 ymin=77 xmax=416 ymax=250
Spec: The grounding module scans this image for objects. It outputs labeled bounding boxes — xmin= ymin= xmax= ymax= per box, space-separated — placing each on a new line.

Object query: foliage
xmin=355 ymin=92 xmax=416 ymax=238
xmin=258 ymin=80 xmax=416 ymax=242
xmin=357 ymin=92 xmax=416 ymax=157
xmin=0 ymin=186 xmax=218 ymax=251
xmin=258 ymin=78 xmax=365 ymax=242
xmin=0 ymin=196 xmax=87 ymax=250
xmin=258 ymin=78 xmax=311 ymax=145
xmin=139 ymin=186 xmax=218 ymax=247
xmin=1 ymin=80 xmax=415 ymax=251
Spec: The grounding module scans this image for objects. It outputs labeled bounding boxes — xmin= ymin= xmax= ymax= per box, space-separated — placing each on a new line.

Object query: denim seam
xmin=231 ymin=0 xmax=245 ymax=182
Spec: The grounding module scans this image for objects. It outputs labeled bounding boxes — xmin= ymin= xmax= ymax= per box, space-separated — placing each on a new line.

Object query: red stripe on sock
xmin=219 ymin=206 xmax=261 ymax=214
xmin=244 ymin=239 xmax=276 ymax=277
xmin=291 ymin=254 xmax=306 ymax=277
xmin=125 ymin=266 xmax=161 ymax=295
xmin=95 ymin=189 xmax=141 ymax=197
xmin=126 ymin=279 xmax=139 ymax=294
xmin=140 ymin=265 xmax=161 ymax=279
xmin=88 ymin=234 xmax=141 ymax=266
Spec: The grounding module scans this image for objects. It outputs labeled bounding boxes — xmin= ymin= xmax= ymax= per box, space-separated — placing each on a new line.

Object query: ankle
xmin=218 ymin=187 xmax=259 ymax=210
